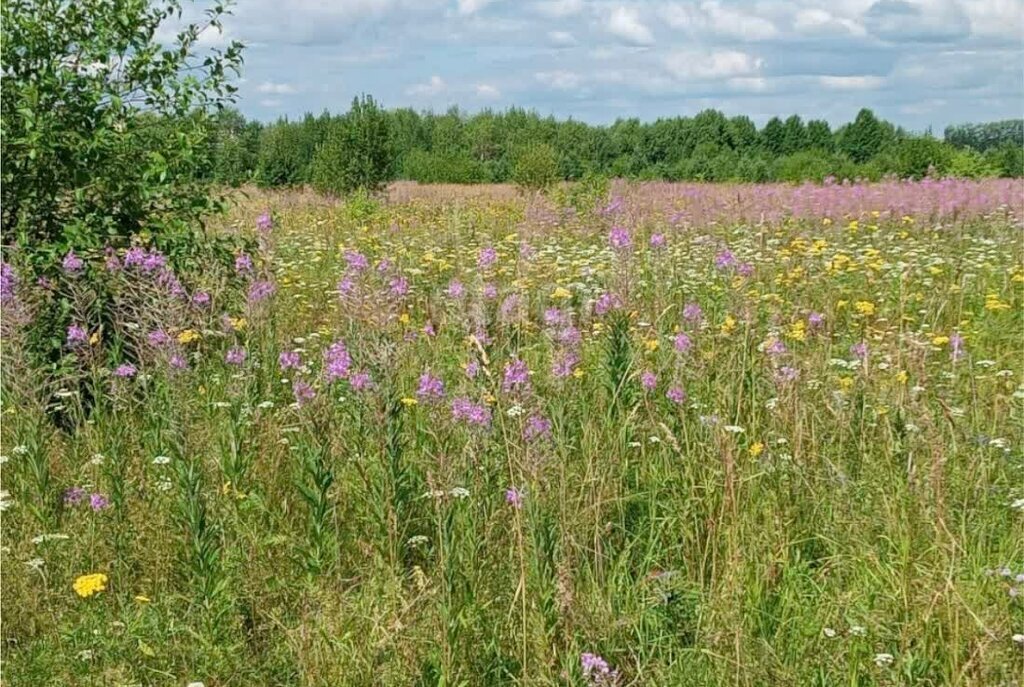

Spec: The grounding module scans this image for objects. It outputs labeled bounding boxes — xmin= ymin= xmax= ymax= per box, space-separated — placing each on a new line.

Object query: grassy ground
xmin=2 ymin=182 xmax=1023 ymax=686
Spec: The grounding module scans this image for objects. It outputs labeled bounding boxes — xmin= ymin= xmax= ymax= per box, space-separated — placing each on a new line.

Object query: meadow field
xmin=2 ymin=178 xmax=1023 ymax=686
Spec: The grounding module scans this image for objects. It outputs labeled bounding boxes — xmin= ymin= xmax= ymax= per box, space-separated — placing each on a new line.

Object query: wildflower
xmin=523 ymin=414 xmax=552 ymax=442
xmin=714 ymin=250 xmax=736 ymax=271
xmin=147 ymin=329 xmax=171 ymax=347
xmin=279 ymin=350 xmax=301 ymax=370
xmin=581 ymin=652 xmax=618 ymax=685
xmin=247 ymin=280 xmax=276 ymax=303
xmin=775 ymin=366 xmax=800 ymax=383
xmin=349 ymin=371 xmax=374 ymax=392
xmin=505 ymin=487 xmax=523 ymax=508
xmin=683 ymin=302 xmax=703 ymax=323
xmin=142 ymin=251 xmax=167 ymax=273
xmin=64 ymin=486 xmax=86 ymax=505
xmin=446 ymin=279 xmax=464 ymax=298
xmin=73 ymin=573 xmax=108 ymax=598
xmin=114 ymin=363 xmax=137 ymax=378
xmin=949 ymin=333 xmax=965 ymax=360
xmin=737 ymin=262 xmax=754 ymax=277
xmin=873 ymin=653 xmax=894 ymax=668
xmin=152 ymin=455 xmax=171 ymax=465
xmin=850 ymin=342 xmax=869 ymax=361
xmin=67 ymin=324 xmax=88 ymax=346
xmin=666 ymin=386 xmax=686 ymax=404
xmin=417 ymin=372 xmax=445 ymax=401
xmin=594 ymin=292 xmax=621 ymax=316
xmin=544 ymin=308 xmax=569 ymax=327
xmin=483 ymin=282 xmax=498 ymax=299
xmin=225 ymin=347 xmax=246 ymax=366
xmin=62 ymin=250 xmax=84 ymax=274
xmin=344 ymin=250 xmax=369 ymax=272
xmin=169 ymin=354 xmax=189 ymax=370
xmin=786 ymin=320 xmax=807 ymax=342
xmin=502 ymin=358 xmax=530 ymax=393
xmin=608 ymin=226 xmax=632 ymax=251
xmin=641 ymin=370 xmax=657 ymax=391
xmin=465 ymin=360 xmax=481 ymax=379
xmin=256 ymin=211 xmax=273 ymax=232
xmin=451 ymin=396 xmax=492 ymax=428
xmin=720 ymin=315 xmax=737 ymax=335
xmin=807 ymin=312 xmax=824 ymax=328
xmin=764 ymin=338 xmax=787 ymax=357
xmin=292 ymin=380 xmax=316 ymax=405
xmin=854 ymin=301 xmax=876 ymax=316
xmin=389 ymin=276 xmax=409 ymax=297
xmin=748 ymin=442 xmax=764 ymax=458
xmin=235 ymin=253 xmax=254 ymax=274
xmin=649 ymin=233 xmax=666 ymax=249
xmin=673 ymin=332 xmax=692 ymax=353
xmin=89 ymin=493 xmax=109 ymax=511
xmin=0 ymin=262 xmax=17 ymax=301
xmin=477 ymin=246 xmax=497 ymax=269
xmin=550 ymin=286 xmax=572 ymax=300
xmin=323 ymin=340 xmax=351 ymax=381
xmin=192 ymin=291 xmax=211 ymax=307
xmin=401 ymin=397 xmax=418 ymax=407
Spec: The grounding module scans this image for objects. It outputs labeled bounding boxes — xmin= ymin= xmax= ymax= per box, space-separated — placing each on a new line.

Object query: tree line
xmin=209 ymin=97 xmax=1023 ymax=193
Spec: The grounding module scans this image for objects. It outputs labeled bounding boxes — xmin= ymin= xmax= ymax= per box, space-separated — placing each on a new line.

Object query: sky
xmin=207 ymin=0 xmax=1024 ymax=131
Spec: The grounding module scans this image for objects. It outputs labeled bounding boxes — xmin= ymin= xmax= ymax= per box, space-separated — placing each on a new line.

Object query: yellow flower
xmin=399 ymin=313 xmax=411 ymax=325
xmin=984 ymin=294 xmax=1010 ymax=311
xmin=550 ymin=286 xmax=572 ymax=300
xmin=134 ymin=595 xmax=151 ymax=603
xmin=895 ymin=370 xmax=908 ymax=384
xmin=786 ymin=320 xmax=807 ymax=342
xmin=572 ymin=368 xmax=585 ymax=379
xmin=748 ymin=442 xmax=764 ymax=458
xmin=645 ymin=339 xmax=659 ymax=352
xmin=229 ymin=317 xmax=247 ymax=331
xmin=837 ymin=377 xmax=854 ymax=392
xmin=400 ymin=397 xmax=418 ymax=407
xmin=931 ymin=335 xmax=949 ymax=346
xmin=73 ymin=573 xmax=108 ymax=598
xmin=177 ymin=329 xmax=201 ymax=345
xmin=89 ymin=331 xmax=101 ymax=346
xmin=720 ymin=315 xmax=737 ymax=336
xmin=854 ymin=301 xmax=876 ymax=316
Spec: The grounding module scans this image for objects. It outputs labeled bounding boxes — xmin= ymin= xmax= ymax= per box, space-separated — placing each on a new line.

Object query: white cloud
xmin=531 ymin=0 xmax=583 ymax=18
xmin=662 ymin=1 xmax=777 ymax=40
xmin=792 ymin=8 xmax=866 ymax=36
xmin=407 ymin=75 xmax=447 ymax=95
xmin=475 ymin=83 xmax=501 ymax=98
xmin=256 ymin=81 xmax=297 ymax=94
xmin=819 ymin=75 xmax=887 ymax=90
xmin=258 ymin=98 xmax=282 ymax=107
xmin=728 ymin=76 xmax=770 ymax=92
xmin=456 ymin=0 xmax=495 ymax=16
xmin=548 ymin=30 xmax=577 ymax=47
xmin=535 ymin=70 xmax=581 ymax=90
xmin=665 ymin=50 xmax=764 ymax=80
xmin=607 ymin=6 xmax=655 ymax=46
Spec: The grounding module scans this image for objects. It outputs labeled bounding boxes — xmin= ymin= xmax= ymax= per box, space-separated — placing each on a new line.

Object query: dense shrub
xmin=310 ymin=95 xmax=392 ymax=195
xmin=511 ymin=143 xmax=560 ymax=190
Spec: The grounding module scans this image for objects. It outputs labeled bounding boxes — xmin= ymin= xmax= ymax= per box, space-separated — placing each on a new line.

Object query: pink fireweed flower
xmin=192 ymin=291 xmax=211 ymax=308
xmin=147 ymin=329 xmax=171 ymax=347
xmin=807 ymin=312 xmax=824 ymax=328
xmin=0 ymin=262 xmax=16 ymax=301
xmin=279 ymin=351 xmax=301 ymax=370
xmin=714 ymin=250 xmax=737 ymax=271
xmin=557 ymin=326 xmax=582 ymax=347
xmin=949 ymin=333 xmax=965 ymax=361
xmin=104 ymin=247 xmax=121 ymax=271
xmin=89 ymin=493 xmax=109 ymax=511
xmin=499 ymin=294 xmax=521 ymax=322
xmin=477 ymin=246 xmax=497 ymax=269
xmin=225 ymin=347 xmax=247 ymax=365
xmin=641 ymin=370 xmax=657 ymax=391
xmin=594 ymin=292 xmax=622 ymax=316
xmin=389 ymin=276 xmax=409 ymax=297
xmin=666 ymin=386 xmax=687 ymax=404
xmin=62 ymin=250 xmax=84 ymax=274
xmin=247 ymin=280 xmax=276 ymax=303
xmin=123 ymin=246 xmax=146 ymax=267
xmin=502 ymin=358 xmax=530 ymax=393
xmin=544 ymin=308 xmax=569 ymax=327
xmin=519 ymin=241 xmax=535 ymax=259
xmin=337 ymin=276 xmax=356 ymax=296
xmin=323 ymin=340 xmax=351 ymax=381
xmin=608 ymin=226 xmax=632 ymax=251
xmin=649 ymin=233 xmax=667 ymax=249
xmin=581 ymin=653 xmax=618 ymax=685
xmin=416 ymin=372 xmax=445 ymax=401
xmin=292 ymin=380 xmax=316 ymax=405
xmin=765 ymin=339 xmax=787 ymax=357
xmin=344 ymin=250 xmax=369 ymax=272
xmin=451 ymin=396 xmax=492 ymax=428
xmin=551 ymin=351 xmax=579 ymax=378
xmin=850 ymin=341 xmax=869 ymax=361
xmin=775 ymin=366 xmax=800 ymax=383
xmin=505 ymin=487 xmax=523 ymax=508
xmin=483 ymin=283 xmax=498 ymax=300
xmin=465 ymin=359 xmax=480 ymax=379
xmin=64 ymin=486 xmax=86 ymax=505
xmin=737 ymin=262 xmax=754 ymax=277
xmin=523 ymin=414 xmax=552 ymax=442
xmin=114 ymin=363 xmax=137 ymax=378
xmin=256 ymin=211 xmax=273 ymax=232
xmin=376 ymin=258 xmax=392 ymax=273
xmin=683 ymin=302 xmax=703 ymax=323
xmin=446 ymin=279 xmax=464 ymax=299
xmin=169 ymin=354 xmax=189 ymax=370
xmin=235 ymin=253 xmax=254 ymax=274
xmin=673 ymin=332 xmax=692 ymax=353
xmin=67 ymin=324 xmax=88 ymax=346
xmin=349 ymin=370 xmax=374 ymax=392
xmin=142 ymin=251 xmax=167 ymax=273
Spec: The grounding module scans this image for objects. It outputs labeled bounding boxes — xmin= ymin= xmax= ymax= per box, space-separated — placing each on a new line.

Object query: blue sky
xmin=210 ymin=0 xmax=1023 ymax=130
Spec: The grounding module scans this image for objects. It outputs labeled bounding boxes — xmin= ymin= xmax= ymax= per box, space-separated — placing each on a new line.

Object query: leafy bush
xmin=511 ymin=143 xmax=560 ymax=190
xmin=401 ymin=149 xmax=487 ymax=184
xmin=947 ymin=149 xmax=999 ymax=179
xmin=889 ymin=137 xmax=954 ymax=179
xmin=310 ymin=95 xmax=392 ymax=196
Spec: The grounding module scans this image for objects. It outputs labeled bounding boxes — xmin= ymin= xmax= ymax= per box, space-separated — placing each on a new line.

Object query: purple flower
xmin=350 ymin=370 xmax=374 ymax=392
xmin=417 ymin=372 xmax=445 ymax=401
xmin=279 ymin=350 xmax=301 ymax=370
xmin=641 ymin=370 xmax=657 ymax=391
xmin=502 ymin=358 xmax=530 ymax=393
xmin=292 ymin=380 xmax=316 ymax=404
xmin=323 ymin=340 xmax=351 ymax=381
xmin=465 ymin=360 xmax=481 ymax=379
xmin=807 ymin=312 xmax=824 ymax=328
xmin=850 ymin=341 xmax=869 ymax=361
xmin=169 ymin=354 xmax=189 ymax=370
xmin=235 ymin=253 xmax=254 ymax=274
xmin=225 ymin=347 xmax=247 ymax=365
xmin=736 ymin=262 xmax=754 ymax=277
xmin=451 ymin=396 xmax=492 ymax=428
xmin=0 ymin=262 xmax=16 ymax=301
xmin=389 ymin=276 xmax=409 ymax=297
xmin=62 ymin=250 xmax=84 ymax=274
xmin=247 ymin=280 xmax=276 ymax=303
xmin=477 ymin=246 xmax=498 ymax=269
xmin=505 ymin=487 xmax=523 ymax=508
xmin=950 ymin=333 xmax=965 ymax=361
xmin=499 ymin=294 xmax=521 ymax=322
xmin=89 ymin=493 xmax=109 ymax=511
xmin=524 ymin=414 xmax=552 ymax=442
xmin=256 ymin=211 xmax=273 ymax=232
xmin=104 ymin=247 xmax=121 ymax=271
xmin=775 ymin=366 xmax=800 ymax=383
xmin=765 ymin=339 xmax=787 ymax=357
xmin=666 ymin=386 xmax=687 ymax=404
xmin=64 ymin=486 xmax=86 ymax=505
xmin=714 ymin=250 xmax=737 ymax=271
xmin=557 ymin=326 xmax=582 ymax=347
xmin=594 ymin=292 xmax=622 ymax=316
xmin=192 ymin=291 xmax=211 ymax=307
xmin=519 ymin=242 xmax=535 ymax=259
xmin=446 ymin=279 xmax=464 ymax=299
xmin=377 ymin=258 xmax=392 ymax=273
xmin=114 ymin=363 xmax=137 ymax=378
xmin=683 ymin=302 xmax=703 ymax=323
xmin=544 ymin=308 xmax=569 ymax=327
xmin=581 ymin=652 xmax=618 ymax=685
xmin=147 ymin=329 xmax=171 ymax=348
xmin=344 ymin=250 xmax=369 ymax=272
xmin=483 ymin=282 xmax=498 ymax=300
xmin=649 ymin=233 xmax=667 ymax=249
xmin=141 ymin=251 xmax=167 ymax=273
xmin=551 ymin=351 xmax=579 ymax=379
xmin=608 ymin=226 xmax=632 ymax=251
xmin=337 ymin=277 xmax=356 ymax=296
xmin=673 ymin=332 xmax=692 ymax=353
xmin=67 ymin=324 xmax=88 ymax=346
xmin=124 ymin=247 xmax=146 ymax=267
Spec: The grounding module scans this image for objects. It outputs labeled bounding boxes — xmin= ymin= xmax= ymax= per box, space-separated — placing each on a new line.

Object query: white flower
xmin=449 ymin=487 xmax=470 ymax=500
xmin=723 ymin=425 xmax=745 ymax=434
xmin=764 ymin=398 xmax=778 ymax=410
xmin=873 ymin=653 xmax=894 ymax=667
xmin=0 ymin=455 xmax=8 ymax=464
xmin=13 ymin=445 xmax=29 ymax=455
xmin=25 ymin=557 xmax=45 ymax=571
xmin=506 ymin=404 xmax=524 ymax=417
xmin=823 ymin=627 xmax=837 ymax=638
xmin=407 ymin=535 xmax=429 ymax=547
xmin=1013 ymin=499 xmax=1024 ymax=511
xmin=849 ymin=625 xmax=867 ymax=637
xmin=648 ymin=436 xmax=661 ymax=444
xmin=153 ymin=455 xmax=171 ymax=465
xmin=0 ymin=490 xmax=13 ymax=511
xmin=257 ymin=400 xmax=275 ymax=409
xmin=186 ymin=682 xmax=206 ymax=687
xmin=89 ymin=453 xmax=105 ymax=466
xmin=156 ymin=479 xmax=173 ymax=492
xmin=76 ymin=649 xmax=94 ymax=661
xmin=1012 ymin=633 xmax=1024 ymax=645
xmin=31 ymin=533 xmax=69 ymax=545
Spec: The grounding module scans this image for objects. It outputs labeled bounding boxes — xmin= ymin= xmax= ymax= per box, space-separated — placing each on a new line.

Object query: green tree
xmin=511 ymin=142 xmax=559 ymax=190
xmin=310 ymin=95 xmax=392 ymax=195
xmin=805 ymin=119 xmax=834 ymax=152
xmin=1 ymin=0 xmax=244 ymax=263
xmin=838 ymin=108 xmax=889 ymax=164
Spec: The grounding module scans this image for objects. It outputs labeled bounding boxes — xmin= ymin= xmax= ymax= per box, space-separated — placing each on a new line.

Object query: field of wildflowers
xmin=2 ymin=178 xmax=1023 ymax=685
